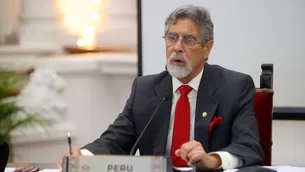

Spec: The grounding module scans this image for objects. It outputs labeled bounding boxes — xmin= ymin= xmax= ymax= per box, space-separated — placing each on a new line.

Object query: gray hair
xmin=164 ymin=4 xmax=214 ymax=46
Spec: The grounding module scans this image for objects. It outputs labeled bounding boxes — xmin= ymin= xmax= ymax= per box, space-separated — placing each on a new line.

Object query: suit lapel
xmin=150 ymin=72 xmax=173 ymax=155
xmin=195 ymin=63 xmax=219 ymax=152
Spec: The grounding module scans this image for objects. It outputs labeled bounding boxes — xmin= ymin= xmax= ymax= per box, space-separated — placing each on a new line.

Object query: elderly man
xmin=61 ymin=4 xmax=264 ymax=171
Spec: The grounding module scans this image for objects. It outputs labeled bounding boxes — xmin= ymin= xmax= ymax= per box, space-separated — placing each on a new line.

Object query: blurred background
xmin=0 ymin=0 xmax=304 ymax=168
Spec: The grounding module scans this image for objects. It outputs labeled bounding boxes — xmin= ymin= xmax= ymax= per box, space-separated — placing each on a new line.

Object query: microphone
xmin=129 ymin=95 xmax=169 ymax=155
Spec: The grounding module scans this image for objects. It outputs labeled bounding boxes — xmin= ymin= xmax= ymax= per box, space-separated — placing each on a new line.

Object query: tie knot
xmin=178 ymin=85 xmax=192 ymax=96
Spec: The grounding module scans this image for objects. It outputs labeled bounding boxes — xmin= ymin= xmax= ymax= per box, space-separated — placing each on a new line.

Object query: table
xmin=6 ymin=163 xmax=305 ymax=172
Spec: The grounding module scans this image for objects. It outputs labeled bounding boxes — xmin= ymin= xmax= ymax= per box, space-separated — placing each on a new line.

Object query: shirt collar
xmin=172 ymin=68 xmax=204 ymax=93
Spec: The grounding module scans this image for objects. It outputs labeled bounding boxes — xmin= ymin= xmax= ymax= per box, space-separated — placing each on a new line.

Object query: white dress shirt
xmin=81 ymin=68 xmax=242 ymax=170
xmin=165 ymin=68 xmax=242 ymax=170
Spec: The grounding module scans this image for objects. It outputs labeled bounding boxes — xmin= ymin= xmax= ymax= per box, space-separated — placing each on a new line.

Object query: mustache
xmin=169 ymin=53 xmax=187 ymax=62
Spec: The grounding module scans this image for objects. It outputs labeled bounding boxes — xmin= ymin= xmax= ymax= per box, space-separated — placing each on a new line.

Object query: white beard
xmin=166 ymin=52 xmax=192 ymax=78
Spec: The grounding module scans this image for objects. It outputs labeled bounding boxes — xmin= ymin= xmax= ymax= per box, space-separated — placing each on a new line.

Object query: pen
xmin=68 ymin=132 xmax=72 ymax=155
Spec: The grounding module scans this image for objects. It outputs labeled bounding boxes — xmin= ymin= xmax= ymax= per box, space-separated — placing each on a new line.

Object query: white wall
xmin=272 ymin=121 xmax=305 ymax=166
xmin=141 ymin=0 xmax=305 ymax=107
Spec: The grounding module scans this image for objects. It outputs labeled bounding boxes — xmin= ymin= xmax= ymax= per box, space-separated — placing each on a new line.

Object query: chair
xmin=254 ymin=64 xmax=274 ymax=166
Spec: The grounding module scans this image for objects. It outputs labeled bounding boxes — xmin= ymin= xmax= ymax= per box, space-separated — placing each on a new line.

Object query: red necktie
xmin=171 ymin=85 xmax=192 ymax=167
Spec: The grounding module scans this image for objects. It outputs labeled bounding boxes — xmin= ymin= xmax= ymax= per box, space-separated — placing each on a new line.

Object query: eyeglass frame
xmin=162 ymin=33 xmax=203 ymax=47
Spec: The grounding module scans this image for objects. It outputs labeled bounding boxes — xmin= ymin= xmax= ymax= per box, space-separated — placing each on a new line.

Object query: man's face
xmin=165 ymin=18 xmax=213 ymax=80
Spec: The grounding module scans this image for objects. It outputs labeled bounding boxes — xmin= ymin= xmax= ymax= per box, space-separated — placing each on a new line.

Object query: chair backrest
xmin=254 ymin=89 xmax=273 ymax=166
xmin=254 ymin=63 xmax=274 ymax=166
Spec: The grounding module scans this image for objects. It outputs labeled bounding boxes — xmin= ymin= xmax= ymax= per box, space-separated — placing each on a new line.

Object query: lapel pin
xmin=202 ymin=112 xmax=207 ymax=118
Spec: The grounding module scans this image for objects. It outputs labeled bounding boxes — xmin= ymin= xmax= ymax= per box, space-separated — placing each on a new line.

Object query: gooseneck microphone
xmin=129 ymin=96 xmax=168 ymax=155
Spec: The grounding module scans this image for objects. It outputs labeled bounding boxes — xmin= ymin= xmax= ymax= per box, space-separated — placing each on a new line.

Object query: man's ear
xmin=203 ymin=40 xmax=214 ymax=60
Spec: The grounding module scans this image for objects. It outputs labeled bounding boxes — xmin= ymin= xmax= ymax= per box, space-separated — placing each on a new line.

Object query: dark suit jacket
xmin=82 ymin=63 xmax=264 ymax=168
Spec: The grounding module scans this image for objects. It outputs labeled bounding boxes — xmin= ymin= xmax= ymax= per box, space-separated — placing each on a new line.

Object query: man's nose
xmin=173 ymin=39 xmax=183 ymax=52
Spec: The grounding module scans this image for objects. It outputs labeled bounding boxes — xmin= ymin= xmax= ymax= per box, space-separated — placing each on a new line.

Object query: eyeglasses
xmin=162 ymin=33 xmax=202 ymax=46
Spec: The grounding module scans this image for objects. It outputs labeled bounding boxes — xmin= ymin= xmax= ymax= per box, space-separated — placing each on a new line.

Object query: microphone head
xmin=163 ymin=93 xmax=171 ymax=101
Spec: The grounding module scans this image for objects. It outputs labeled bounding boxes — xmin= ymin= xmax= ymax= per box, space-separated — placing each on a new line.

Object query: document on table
xmin=4 ymin=168 xmax=15 ymax=172
xmin=223 ymin=166 xmax=305 ymax=172
xmin=173 ymin=166 xmax=195 ymax=171
xmin=39 ymin=169 xmax=61 ymax=172
xmin=276 ymin=166 xmax=305 ymax=172
xmin=5 ymin=168 xmax=61 ymax=172
xmin=223 ymin=169 xmax=238 ymax=172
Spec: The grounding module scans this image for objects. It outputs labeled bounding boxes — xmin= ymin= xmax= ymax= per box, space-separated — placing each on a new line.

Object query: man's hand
xmin=56 ymin=147 xmax=82 ymax=169
xmin=175 ymin=141 xmax=221 ymax=170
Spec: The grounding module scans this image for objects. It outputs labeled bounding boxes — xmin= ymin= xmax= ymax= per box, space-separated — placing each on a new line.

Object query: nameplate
xmin=62 ymin=155 xmax=172 ymax=172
